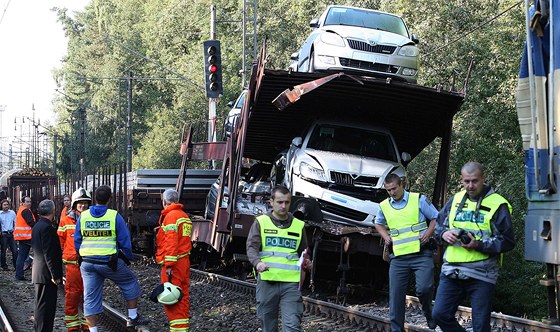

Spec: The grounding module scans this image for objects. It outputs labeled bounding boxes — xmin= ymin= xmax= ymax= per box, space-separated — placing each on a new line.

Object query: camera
xmin=456 ymin=229 xmax=473 ymax=244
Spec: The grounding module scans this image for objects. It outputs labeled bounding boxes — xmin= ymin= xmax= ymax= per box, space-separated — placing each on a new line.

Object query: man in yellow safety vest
xmin=246 ymin=185 xmax=311 ymax=332
xmin=375 ymin=173 xmax=438 ymax=331
xmin=432 ymin=162 xmax=516 ymax=331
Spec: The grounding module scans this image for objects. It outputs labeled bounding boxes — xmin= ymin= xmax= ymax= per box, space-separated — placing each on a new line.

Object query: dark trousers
xmin=34 ymin=283 xmax=58 ymax=332
xmin=16 ymin=240 xmax=31 ymax=279
xmin=432 ymin=273 xmax=495 ymax=332
xmin=0 ymin=233 xmax=18 ymax=268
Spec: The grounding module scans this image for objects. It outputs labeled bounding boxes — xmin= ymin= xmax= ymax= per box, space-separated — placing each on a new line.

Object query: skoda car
xmin=289 ymin=5 xmax=419 ymax=83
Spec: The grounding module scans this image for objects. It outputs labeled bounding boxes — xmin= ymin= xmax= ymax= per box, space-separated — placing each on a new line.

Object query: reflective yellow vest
xmin=446 ymin=190 xmax=511 ymax=263
xmin=258 ymin=215 xmax=304 ymax=282
xmin=379 ymin=193 xmax=427 ymax=256
xmin=79 ymin=209 xmax=118 ymax=257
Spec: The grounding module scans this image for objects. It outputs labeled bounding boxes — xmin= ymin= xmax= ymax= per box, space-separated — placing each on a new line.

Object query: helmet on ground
xmin=71 ymin=188 xmax=92 ymax=209
xmin=157 ymin=282 xmax=184 ymax=305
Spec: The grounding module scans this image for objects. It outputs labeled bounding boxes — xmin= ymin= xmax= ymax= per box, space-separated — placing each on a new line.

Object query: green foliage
xmin=52 ymin=0 xmax=548 ymax=318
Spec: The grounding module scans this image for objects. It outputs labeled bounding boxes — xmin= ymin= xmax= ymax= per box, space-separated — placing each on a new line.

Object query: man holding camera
xmin=375 ymin=173 xmax=438 ymax=331
xmin=432 ymin=162 xmax=516 ymax=332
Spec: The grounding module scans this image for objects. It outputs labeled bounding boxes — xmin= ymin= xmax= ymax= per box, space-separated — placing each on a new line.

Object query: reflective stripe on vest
xmin=79 ymin=209 xmax=118 ymax=257
xmin=258 ymin=215 xmax=304 ymax=282
xmin=14 ymin=206 xmax=35 ymax=240
xmin=379 ymin=193 xmax=425 ymax=256
xmin=446 ymin=191 xmax=511 ymax=263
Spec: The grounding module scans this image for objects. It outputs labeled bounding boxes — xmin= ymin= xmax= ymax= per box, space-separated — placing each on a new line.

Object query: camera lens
xmin=459 ymin=230 xmax=471 ymax=244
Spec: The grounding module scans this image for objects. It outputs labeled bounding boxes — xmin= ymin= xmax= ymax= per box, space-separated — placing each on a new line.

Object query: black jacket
xmin=31 ymin=217 xmax=62 ymax=284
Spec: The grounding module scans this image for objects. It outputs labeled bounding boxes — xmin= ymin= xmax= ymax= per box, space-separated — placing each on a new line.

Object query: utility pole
xmin=53 ymin=134 xmax=57 ymax=177
xmin=79 ymin=106 xmax=86 ymax=182
xmin=0 ymin=105 xmax=5 ymax=172
xmin=208 ymin=4 xmax=218 ymax=168
xmin=242 ymin=0 xmax=257 ymax=89
xmin=127 ymin=72 xmax=133 ymax=172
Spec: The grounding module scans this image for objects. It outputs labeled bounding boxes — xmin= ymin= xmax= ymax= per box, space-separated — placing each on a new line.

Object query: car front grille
xmin=330 ymin=171 xmax=379 ymax=187
xmin=317 ymin=199 xmax=369 ymax=221
xmin=339 ymin=58 xmax=399 ymax=73
xmin=347 ymin=39 xmax=397 ymax=54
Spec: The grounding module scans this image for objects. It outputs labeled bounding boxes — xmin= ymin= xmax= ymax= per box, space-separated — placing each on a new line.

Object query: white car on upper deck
xmin=289 ymin=5 xmax=419 ymax=83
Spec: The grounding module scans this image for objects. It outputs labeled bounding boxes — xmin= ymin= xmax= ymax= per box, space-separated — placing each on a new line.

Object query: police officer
xmin=246 ymin=185 xmax=310 ymax=332
xmin=432 ymin=162 xmax=516 ymax=332
xmin=375 ymin=173 xmax=438 ymax=331
xmin=74 ymin=185 xmax=147 ymax=332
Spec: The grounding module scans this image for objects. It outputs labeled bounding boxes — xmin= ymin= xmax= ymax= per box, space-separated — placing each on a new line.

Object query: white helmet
xmin=71 ymin=188 xmax=92 ymax=209
xmin=157 ymin=282 xmax=183 ymax=305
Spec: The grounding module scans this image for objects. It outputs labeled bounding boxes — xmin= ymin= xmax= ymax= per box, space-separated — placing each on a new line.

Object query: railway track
xmin=191 ymin=268 xmax=560 ymax=332
xmin=0 ymin=272 xmax=148 ymax=332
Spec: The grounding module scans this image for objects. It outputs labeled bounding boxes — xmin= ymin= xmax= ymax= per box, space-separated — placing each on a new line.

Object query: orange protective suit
xmin=156 ymin=203 xmax=192 ymax=332
xmin=58 ymin=211 xmax=88 ymax=331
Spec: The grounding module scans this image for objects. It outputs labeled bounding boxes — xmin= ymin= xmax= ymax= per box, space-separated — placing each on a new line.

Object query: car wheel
xmin=308 ymin=51 xmax=315 ymax=73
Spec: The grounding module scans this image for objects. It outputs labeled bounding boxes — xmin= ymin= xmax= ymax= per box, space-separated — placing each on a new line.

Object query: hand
xmin=383 ymin=236 xmax=392 ymax=245
xmin=51 ymin=278 xmax=62 ymax=285
xmin=419 ymin=231 xmax=432 ymax=244
xmin=256 ymin=262 xmax=269 ymax=273
xmin=442 ymin=230 xmax=459 ymax=244
xmin=461 ymin=233 xmax=479 ymax=250
xmin=166 ymin=268 xmax=172 ymax=278
xmin=302 ymin=258 xmax=312 ymax=271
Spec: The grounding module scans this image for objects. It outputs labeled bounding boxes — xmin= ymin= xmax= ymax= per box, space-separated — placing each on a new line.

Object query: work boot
xmin=426 ymin=317 xmax=437 ymax=329
xmin=126 ymin=313 xmax=149 ymax=327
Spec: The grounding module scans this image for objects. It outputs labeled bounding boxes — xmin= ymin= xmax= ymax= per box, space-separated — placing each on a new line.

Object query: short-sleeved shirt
xmin=375 ymin=191 xmax=438 ymax=234
xmin=0 ymin=209 xmax=16 ymax=232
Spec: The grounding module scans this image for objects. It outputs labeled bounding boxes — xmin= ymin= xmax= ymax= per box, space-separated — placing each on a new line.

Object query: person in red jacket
xmin=155 ymin=189 xmax=192 ymax=332
xmin=58 ymin=188 xmax=91 ymax=332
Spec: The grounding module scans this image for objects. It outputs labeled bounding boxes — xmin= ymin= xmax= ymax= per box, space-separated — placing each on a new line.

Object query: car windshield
xmin=324 ymin=7 xmax=408 ymax=38
xmin=235 ymin=91 xmax=246 ymax=109
xmin=307 ymin=124 xmax=397 ymax=162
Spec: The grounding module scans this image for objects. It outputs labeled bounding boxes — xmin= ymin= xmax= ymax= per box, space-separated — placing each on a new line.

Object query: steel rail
xmin=0 ymin=297 xmax=15 ymax=332
xmin=100 ymin=301 xmax=150 ymax=332
xmin=192 ymin=268 xmax=560 ymax=332
xmin=62 ymin=274 xmax=150 ymax=332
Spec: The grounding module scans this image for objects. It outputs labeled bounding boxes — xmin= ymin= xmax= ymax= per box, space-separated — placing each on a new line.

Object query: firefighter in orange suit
xmin=14 ymin=196 xmax=36 ymax=281
xmin=58 ymin=188 xmax=91 ymax=331
xmin=156 ymin=188 xmax=192 ymax=332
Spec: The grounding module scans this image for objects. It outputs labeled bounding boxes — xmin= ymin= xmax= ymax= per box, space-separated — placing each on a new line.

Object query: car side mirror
xmin=290 ymin=52 xmax=299 ymax=61
xmin=310 ymin=18 xmax=319 ymax=28
xmin=411 ymin=33 xmax=420 ymax=44
xmin=401 ymin=152 xmax=411 ymax=163
xmin=227 ymin=101 xmax=234 ymax=107
xmin=291 ymin=137 xmax=303 ymax=147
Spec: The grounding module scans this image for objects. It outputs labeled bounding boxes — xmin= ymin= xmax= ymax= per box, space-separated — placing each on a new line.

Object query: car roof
xmin=323 ymin=5 xmax=403 ymax=19
xmin=240 ymin=69 xmax=464 ymax=162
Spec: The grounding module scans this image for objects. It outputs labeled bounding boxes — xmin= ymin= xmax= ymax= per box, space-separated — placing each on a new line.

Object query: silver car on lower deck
xmin=290 ymin=5 xmax=419 ymax=83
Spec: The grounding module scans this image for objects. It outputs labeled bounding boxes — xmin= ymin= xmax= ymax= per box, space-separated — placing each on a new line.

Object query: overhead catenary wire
xmin=423 ymin=0 xmax=523 ymax=57
xmin=0 ymin=0 xmax=11 ymax=27
xmin=104 ymin=34 xmax=205 ymax=91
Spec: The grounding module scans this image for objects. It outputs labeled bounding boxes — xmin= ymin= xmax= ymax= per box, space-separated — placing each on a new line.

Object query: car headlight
xmin=402 ymin=68 xmax=417 ymax=76
xmin=319 ymin=32 xmax=345 ymax=47
xmin=398 ymin=45 xmax=418 ymax=57
xmin=299 ymin=162 xmax=328 ymax=182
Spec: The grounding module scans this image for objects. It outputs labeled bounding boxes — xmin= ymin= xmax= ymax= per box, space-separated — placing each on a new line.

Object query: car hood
xmin=306 ymin=149 xmax=398 ymax=177
xmin=320 ymin=25 xmax=412 ymax=46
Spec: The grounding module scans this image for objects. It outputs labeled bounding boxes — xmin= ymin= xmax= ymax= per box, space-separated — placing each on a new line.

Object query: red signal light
xmin=208 ymin=64 xmax=218 ymax=73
